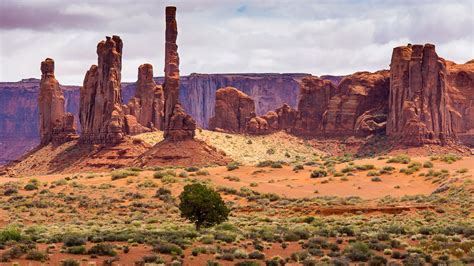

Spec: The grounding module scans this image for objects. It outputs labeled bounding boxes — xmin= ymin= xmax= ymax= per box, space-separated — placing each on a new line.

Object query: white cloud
xmin=0 ymin=0 xmax=473 ymax=84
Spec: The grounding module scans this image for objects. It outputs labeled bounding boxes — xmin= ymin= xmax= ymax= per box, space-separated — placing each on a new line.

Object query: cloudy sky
xmin=0 ymin=0 xmax=473 ymax=84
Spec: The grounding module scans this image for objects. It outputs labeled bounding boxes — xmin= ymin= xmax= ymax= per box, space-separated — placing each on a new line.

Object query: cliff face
xmin=387 ymin=44 xmax=456 ymax=146
xmin=322 ymin=70 xmax=390 ymax=136
xmin=446 ymin=60 xmax=474 ymax=145
xmin=209 ymin=87 xmax=255 ymax=132
xmin=178 ymin=73 xmax=311 ymax=128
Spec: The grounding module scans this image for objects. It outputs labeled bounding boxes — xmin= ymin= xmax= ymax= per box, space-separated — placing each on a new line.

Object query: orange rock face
xmin=446 ymin=60 xmax=474 ymax=145
xmin=322 ymin=70 xmax=390 ymax=135
xmin=293 ymin=77 xmax=337 ymax=135
xmin=387 ymin=44 xmax=457 ymax=146
xmin=209 ymin=87 xmax=255 ymax=133
xmin=163 ymin=6 xmax=196 ymax=141
xmin=38 ymin=58 xmax=77 ymax=145
xmin=79 ymin=36 xmax=126 ymax=144
xmin=126 ymin=64 xmax=164 ymax=131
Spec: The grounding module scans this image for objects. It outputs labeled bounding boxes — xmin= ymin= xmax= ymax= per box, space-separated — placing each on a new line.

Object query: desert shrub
xmin=224 ymin=176 xmax=240 ymax=182
xmin=153 ymin=170 xmax=177 ymax=179
xmin=61 ymin=259 xmax=80 ymax=266
xmin=142 ymin=255 xmax=165 ymax=263
xmin=62 ymin=234 xmax=86 ymax=247
xmin=402 ymin=254 xmax=425 ymax=265
xmin=155 ymin=187 xmax=173 ymax=202
xmin=293 ymin=165 xmax=304 ymax=171
xmin=0 ymin=226 xmax=23 ymax=244
xmin=66 ymin=245 xmax=86 ymax=254
xmin=214 ymin=231 xmax=236 ymax=243
xmin=271 ymin=162 xmax=283 ymax=168
xmin=310 ymin=169 xmax=327 ymax=178
xmin=88 ymin=243 xmax=116 ymax=256
xmin=368 ymin=255 xmax=387 ymax=266
xmin=153 ymin=242 xmax=183 ymax=255
xmin=179 ymin=171 xmax=189 ymax=178
xmin=367 ymin=171 xmax=379 ymax=176
xmin=185 ymin=166 xmax=200 ymax=172
xmin=456 ymin=168 xmax=468 ymax=173
xmin=111 ymin=169 xmax=138 ymax=180
xmin=196 ymin=169 xmax=210 ymax=176
xmin=387 ymin=155 xmax=411 ymax=164
xmin=371 ymin=177 xmax=382 ymax=182
xmin=162 ymin=175 xmax=178 ymax=184
xmin=354 ymin=164 xmax=375 ymax=171
xmin=433 ymin=154 xmax=462 ymax=164
xmin=290 ymin=250 xmax=310 ymax=262
xmin=3 ymin=187 xmax=18 ymax=196
xmin=249 ymin=250 xmax=266 ymax=260
xmin=423 ymin=161 xmax=433 ymax=168
xmin=235 ymin=261 xmax=261 ymax=266
xmin=206 ymin=260 xmax=221 ymax=266
xmin=343 ymin=242 xmax=372 ymax=262
xmin=24 ymin=183 xmax=38 ymax=191
xmin=191 ymin=246 xmax=208 ymax=256
xmin=227 ymin=162 xmax=240 ymax=171
xmin=25 ymin=250 xmax=48 ymax=261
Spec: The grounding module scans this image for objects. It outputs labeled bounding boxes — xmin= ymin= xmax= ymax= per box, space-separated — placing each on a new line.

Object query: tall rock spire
xmin=162 ymin=6 xmax=196 ymax=141
xmin=79 ymin=35 xmax=126 ymax=144
xmin=38 ymin=58 xmax=77 ymax=145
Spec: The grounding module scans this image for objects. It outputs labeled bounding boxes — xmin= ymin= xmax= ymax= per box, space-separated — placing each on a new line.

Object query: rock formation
xmin=293 ymin=77 xmax=337 ymax=136
xmin=209 ymin=87 xmax=255 ymax=132
xmin=162 ymin=6 xmax=196 ymax=141
xmin=322 ymin=70 xmax=390 ymax=135
xmin=125 ymin=64 xmax=164 ymax=131
xmin=246 ymin=104 xmax=298 ymax=135
xmin=446 ymin=60 xmax=474 ymax=145
xmin=79 ymin=35 xmax=127 ymax=144
xmin=387 ymin=44 xmax=457 ymax=146
xmin=38 ymin=58 xmax=77 ymax=145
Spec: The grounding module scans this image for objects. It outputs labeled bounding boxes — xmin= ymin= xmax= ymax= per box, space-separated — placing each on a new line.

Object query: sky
xmin=0 ymin=0 xmax=473 ymax=85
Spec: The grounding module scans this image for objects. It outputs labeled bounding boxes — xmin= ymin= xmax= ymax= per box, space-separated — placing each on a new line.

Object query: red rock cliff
xmin=322 ymin=70 xmax=390 ymax=135
xmin=209 ymin=87 xmax=255 ymax=133
xmin=387 ymin=44 xmax=457 ymax=146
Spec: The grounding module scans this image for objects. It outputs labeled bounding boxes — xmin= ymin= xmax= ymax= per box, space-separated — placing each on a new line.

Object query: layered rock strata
xmin=209 ymin=87 xmax=255 ymax=132
xmin=79 ymin=36 xmax=127 ymax=144
xmin=387 ymin=44 xmax=457 ymax=146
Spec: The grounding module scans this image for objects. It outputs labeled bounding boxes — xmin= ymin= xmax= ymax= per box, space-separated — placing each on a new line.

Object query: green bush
xmin=293 ymin=165 xmax=304 ymax=171
xmin=25 ymin=250 xmax=48 ymax=261
xmin=226 ymin=162 xmax=240 ymax=171
xmin=371 ymin=177 xmax=382 ymax=182
xmin=63 ymin=234 xmax=86 ymax=247
xmin=196 ymin=170 xmax=210 ymax=176
xmin=354 ymin=164 xmax=375 ymax=171
xmin=185 ymin=166 xmax=200 ymax=172
xmin=343 ymin=242 xmax=372 ymax=262
xmin=423 ymin=161 xmax=433 ymax=168
xmin=179 ymin=183 xmax=230 ymax=230
xmin=111 ymin=169 xmax=138 ymax=180
xmin=24 ymin=183 xmax=38 ymax=190
xmin=0 ymin=226 xmax=23 ymax=244
xmin=61 ymin=259 xmax=80 ymax=266
xmin=66 ymin=245 xmax=86 ymax=254
xmin=153 ymin=242 xmax=183 ymax=255
xmin=387 ymin=155 xmax=411 ymax=164
xmin=310 ymin=169 xmax=327 ymax=178
xmin=88 ymin=243 xmax=117 ymax=256
xmin=224 ymin=176 xmax=240 ymax=182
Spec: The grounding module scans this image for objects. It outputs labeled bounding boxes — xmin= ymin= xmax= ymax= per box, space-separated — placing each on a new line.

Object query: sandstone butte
xmin=38 ymin=58 xmax=77 ymax=146
xmin=208 ymin=44 xmax=473 ymax=149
